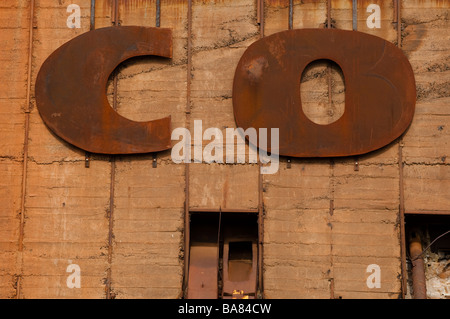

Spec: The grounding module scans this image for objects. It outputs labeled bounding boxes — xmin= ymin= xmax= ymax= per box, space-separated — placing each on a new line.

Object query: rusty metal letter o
xmin=233 ymin=29 xmax=416 ymax=157
xmin=35 ymin=26 xmax=173 ymax=154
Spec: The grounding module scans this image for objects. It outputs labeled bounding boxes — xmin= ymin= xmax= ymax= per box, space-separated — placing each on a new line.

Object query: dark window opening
xmin=405 ymin=214 xmax=450 ymax=299
xmin=186 ymin=212 xmax=259 ymax=299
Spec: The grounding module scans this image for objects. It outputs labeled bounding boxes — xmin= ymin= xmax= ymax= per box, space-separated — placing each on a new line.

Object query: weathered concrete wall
xmin=402 ymin=0 xmax=450 ymax=210
xmin=401 ymin=0 xmax=450 ymax=299
xmin=0 ymin=0 xmax=448 ymax=299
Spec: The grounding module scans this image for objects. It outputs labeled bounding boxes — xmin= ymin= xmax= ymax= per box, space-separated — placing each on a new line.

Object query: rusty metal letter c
xmin=35 ymin=26 xmax=173 ymax=154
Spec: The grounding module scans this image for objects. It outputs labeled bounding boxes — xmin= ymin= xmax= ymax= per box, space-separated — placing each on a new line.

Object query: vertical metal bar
xmin=289 ymin=0 xmax=293 ymax=30
xmin=106 ymin=159 xmax=116 ymax=299
xmin=396 ymin=0 xmax=407 ymax=298
xmin=106 ymin=0 xmax=119 ymax=300
xmin=152 ymin=0 xmax=161 ymax=167
xmin=258 ymin=163 xmax=264 ymax=298
xmin=285 ymin=1 xmax=294 ymax=166
xmin=257 ymin=0 xmax=265 ymax=298
xmin=156 ymin=0 xmax=161 ymax=27
xmin=183 ymin=202 xmax=190 ymax=297
xmin=17 ymin=0 xmax=35 ymax=299
xmin=393 ymin=0 xmax=398 ymax=24
xmin=399 ymin=142 xmax=407 ymax=298
xmin=113 ymin=0 xmax=119 ymax=26
xmin=257 ymin=0 xmax=261 ymax=25
xmin=327 ymin=0 xmax=331 ymax=28
xmin=90 ymin=0 xmax=96 ymax=30
xmin=397 ymin=0 xmax=402 ymax=47
xmin=217 ymin=207 xmax=222 ymax=298
xmin=186 ymin=1 xmax=192 ymax=117
xmin=327 ymin=2 xmax=335 ymax=299
xmin=86 ymin=0 xmax=96 ymax=167
xmin=19 ymin=0 xmax=35 ymax=254
xmin=352 ymin=0 xmax=359 ymax=177
xmin=183 ymin=0 xmax=193 ymax=297
xmin=328 ymin=159 xmax=335 ymax=299
xmin=327 ymin=0 xmax=332 ymax=125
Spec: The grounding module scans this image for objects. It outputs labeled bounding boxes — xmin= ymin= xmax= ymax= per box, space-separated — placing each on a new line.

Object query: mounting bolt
xmin=152 ymin=153 xmax=157 ymax=168
xmin=85 ymin=152 xmax=90 ymax=168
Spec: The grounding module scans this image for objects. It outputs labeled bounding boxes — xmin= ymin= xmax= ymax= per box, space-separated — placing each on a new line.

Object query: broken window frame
xmin=184 ymin=208 xmax=261 ymax=299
